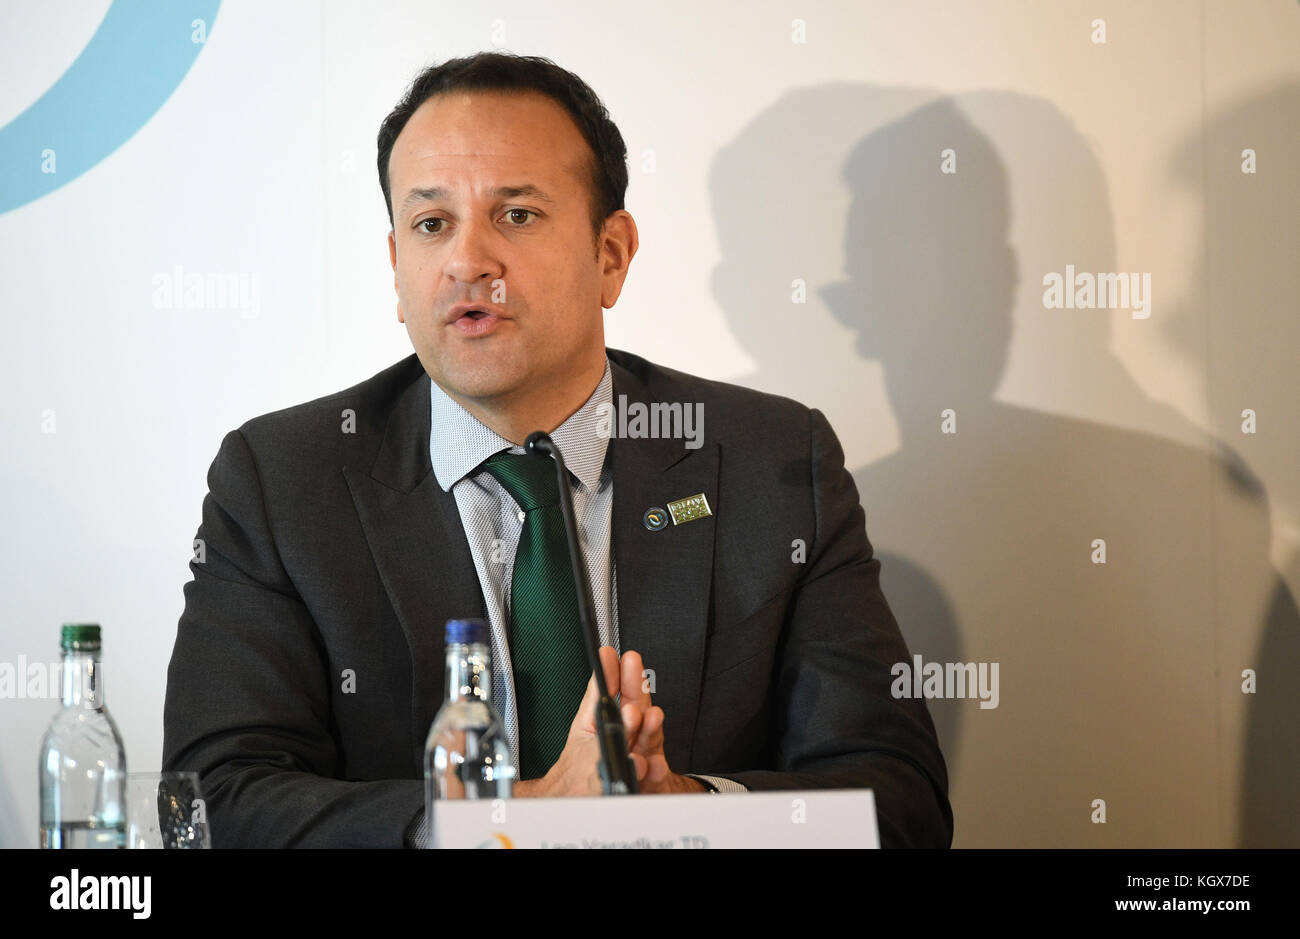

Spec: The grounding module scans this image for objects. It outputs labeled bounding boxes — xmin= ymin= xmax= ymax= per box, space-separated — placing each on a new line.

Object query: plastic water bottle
xmin=39 ymin=624 xmax=127 ymax=848
xmin=424 ymin=619 xmax=515 ymax=831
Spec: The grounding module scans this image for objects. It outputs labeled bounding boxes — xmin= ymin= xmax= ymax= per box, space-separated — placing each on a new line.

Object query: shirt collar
xmin=429 ymin=357 xmax=613 ymax=493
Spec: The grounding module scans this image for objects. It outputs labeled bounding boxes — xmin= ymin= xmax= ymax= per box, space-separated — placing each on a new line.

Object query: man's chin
xmin=425 ymin=357 xmax=526 ymax=404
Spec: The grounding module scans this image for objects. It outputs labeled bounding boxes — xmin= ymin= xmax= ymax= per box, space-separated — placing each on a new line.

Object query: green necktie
xmin=481 ymin=449 xmax=590 ymax=779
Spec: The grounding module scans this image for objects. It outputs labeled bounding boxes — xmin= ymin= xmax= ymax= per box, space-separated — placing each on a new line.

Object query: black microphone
xmin=524 ymin=430 xmax=638 ymax=795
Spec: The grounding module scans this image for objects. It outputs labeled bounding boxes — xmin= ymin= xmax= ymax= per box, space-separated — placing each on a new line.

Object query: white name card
xmin=432 ymin=789 xmax=878 ymax=849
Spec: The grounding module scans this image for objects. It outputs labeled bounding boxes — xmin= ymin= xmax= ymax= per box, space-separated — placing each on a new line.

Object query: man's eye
xmin=504 ymin=208 xmax=537 ymax=226
xmin=418 ymin=211 xmax=535 ymax=235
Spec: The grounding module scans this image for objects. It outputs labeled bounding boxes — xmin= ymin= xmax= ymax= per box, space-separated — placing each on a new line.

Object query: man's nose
xmin=443 ymin=215 xmax=504 ymax=286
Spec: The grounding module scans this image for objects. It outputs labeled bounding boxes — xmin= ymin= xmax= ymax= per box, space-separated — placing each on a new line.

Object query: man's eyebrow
xmin=399 ymin=184 xmax=555 ymax=213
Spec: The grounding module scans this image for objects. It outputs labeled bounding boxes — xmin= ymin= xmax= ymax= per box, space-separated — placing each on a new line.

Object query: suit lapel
xmin=609 ymin=358 xmax=718 ymax=772
xmin=343 ymin=363 xmax=485 ymax=772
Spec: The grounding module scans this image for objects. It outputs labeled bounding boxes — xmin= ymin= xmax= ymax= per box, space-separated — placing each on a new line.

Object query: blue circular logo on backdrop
xmin=0 ymin=0 xmax=221 ymax=215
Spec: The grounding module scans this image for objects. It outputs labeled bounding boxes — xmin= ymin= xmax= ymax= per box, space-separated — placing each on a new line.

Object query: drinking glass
xmin=125 ymin=772 xmax=210 ymax=848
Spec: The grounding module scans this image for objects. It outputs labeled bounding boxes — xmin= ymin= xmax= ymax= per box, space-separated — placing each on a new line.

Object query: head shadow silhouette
xmin=709 ymin=85 xmax=1297 ymax=846
xmin=1165 ymin=81 xmax=1300 ymax=849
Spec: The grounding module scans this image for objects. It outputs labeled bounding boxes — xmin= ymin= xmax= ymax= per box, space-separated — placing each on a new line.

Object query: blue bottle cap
xmin=445 ymin=618 xmax=489 ymax=645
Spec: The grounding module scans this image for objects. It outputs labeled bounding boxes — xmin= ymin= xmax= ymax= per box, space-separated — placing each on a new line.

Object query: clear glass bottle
xmin=39 ymin=623 xmax=127 ymax=848
xmin=424 ymin=619 xmax=515 ymax=828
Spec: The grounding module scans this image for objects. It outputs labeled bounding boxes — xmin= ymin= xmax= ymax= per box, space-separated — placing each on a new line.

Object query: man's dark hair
xmin=376 ymin=52 xmax=628 ymax=248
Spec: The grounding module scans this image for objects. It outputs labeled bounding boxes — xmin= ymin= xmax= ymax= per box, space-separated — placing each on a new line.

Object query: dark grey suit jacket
xmin=163 ymin=348 xmax=953 ymax=847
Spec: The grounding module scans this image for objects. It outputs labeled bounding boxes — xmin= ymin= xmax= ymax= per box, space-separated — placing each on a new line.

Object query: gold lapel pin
xmin=666 ymin=493 xmax=712 ymax=526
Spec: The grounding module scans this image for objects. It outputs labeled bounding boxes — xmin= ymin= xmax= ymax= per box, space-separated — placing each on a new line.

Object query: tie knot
xmin=480 ymin=450 xmax=561 ymax=512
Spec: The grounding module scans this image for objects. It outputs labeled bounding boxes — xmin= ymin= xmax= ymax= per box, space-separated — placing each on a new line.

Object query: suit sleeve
xmin=162 ymin=429 xmax=422 ymax=847
xmin=723 ymin=408 xmax=955 ymax=848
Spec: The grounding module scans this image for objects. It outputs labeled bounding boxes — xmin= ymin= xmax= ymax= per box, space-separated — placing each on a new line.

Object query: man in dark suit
xmin=162 ymin=51 xmax=952 ymax=848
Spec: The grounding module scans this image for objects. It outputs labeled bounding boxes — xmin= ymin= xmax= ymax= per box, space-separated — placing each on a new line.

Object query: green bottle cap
xmin=60 ymin=623 xmax=101 ymax=650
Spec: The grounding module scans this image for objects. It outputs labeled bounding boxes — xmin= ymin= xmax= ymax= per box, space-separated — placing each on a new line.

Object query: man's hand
xmin=616 ymin=649 xmax=706 ymax=794
xmin=513 ymin=646 xmax=706 ymax=797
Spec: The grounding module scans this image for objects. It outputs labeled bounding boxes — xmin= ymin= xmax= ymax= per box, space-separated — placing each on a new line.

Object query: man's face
xmin=386 ymin=90 xmax=618 ymax=404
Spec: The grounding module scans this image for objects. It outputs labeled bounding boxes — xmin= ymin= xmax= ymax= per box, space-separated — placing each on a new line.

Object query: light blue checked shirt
xmin=409 ymin=356 xmax=743 ymax=843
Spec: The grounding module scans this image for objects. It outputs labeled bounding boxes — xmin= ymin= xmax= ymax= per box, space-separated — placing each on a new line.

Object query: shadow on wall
xmin=1166 ymin=82 xmax=1300 ymax=850
xmin=709 ymin=85 xmax=1298 ymax=847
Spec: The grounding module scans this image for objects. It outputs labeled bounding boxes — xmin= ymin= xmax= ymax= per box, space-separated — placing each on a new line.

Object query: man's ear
xmin=388 ymin=231 xmax=404 ymax=324
xmin=599 ymin=210 xmax=639 ymax=310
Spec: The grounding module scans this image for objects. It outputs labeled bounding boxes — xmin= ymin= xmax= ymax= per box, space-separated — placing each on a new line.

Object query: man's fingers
xmin=575 ymin=646 xmax=622 ymax=734
xmin=630 ymin=752 xmax=648 ymax=781
xmin=631 ymin=705 xmax=665 ymax=757
xmin=599 ymin=645 xmax=620 ymax=698
xmin=619 ymin=649 xmax=648 ymax=709
xmin=572 ymin=668 xmax=599 ymax=734
xmin=621 ymin=700 xmax=644 ymax=748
